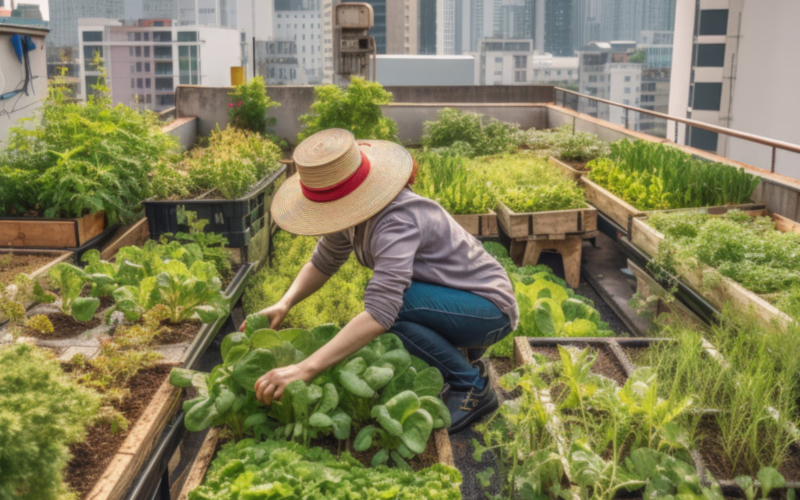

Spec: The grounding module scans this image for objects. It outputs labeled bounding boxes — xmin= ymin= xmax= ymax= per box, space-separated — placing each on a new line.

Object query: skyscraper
xmin=642 ymin=0 xmax=676 ymax=32
xmin=360 ymin=0 xmax=386 ymax=53
xmin=598 ymin=0 xmax=642 ymax=42
xmin=544 ymin=0 xmax=574 ymax=56
xmin=437 ymin=0 xmax=456 ymax=55
xmin=177 ymin=0 xmax=237 ymax=27
xmin=419 ymin=0 xmax=437 ymax=54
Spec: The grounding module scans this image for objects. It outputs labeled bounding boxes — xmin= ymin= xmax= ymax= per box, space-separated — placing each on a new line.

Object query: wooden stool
xmin=510 ymin=235 xmax=583 ymax=288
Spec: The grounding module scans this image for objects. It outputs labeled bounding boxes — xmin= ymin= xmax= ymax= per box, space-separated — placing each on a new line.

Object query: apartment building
xmin=578 ymin=41 xmax=642 ymax=128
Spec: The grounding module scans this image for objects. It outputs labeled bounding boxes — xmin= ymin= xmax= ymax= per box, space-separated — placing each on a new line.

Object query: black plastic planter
xmin=143 ymin=165 xmax=286 ymax=262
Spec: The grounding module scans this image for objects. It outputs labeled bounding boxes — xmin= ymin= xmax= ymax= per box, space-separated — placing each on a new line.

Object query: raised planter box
xmin=0 ymin=211 xmax=107 ymax=248
xmin=451 ymin=210 xmax=498 ymax=237
xmin=629 ymin=207 xmax=793 ymax=328
xmin=143 ymin=165 xmax=287 ymax=266
xmin=581 ymin=177 xmax=645 ymax=234
xmin=496 ymin=202 xmax=597 ymax=240
xmin=173 ymin=425 xmax=454 ymax=500
xmin=549 ymin=156 xmax=586 ymax=181
xmin=0 ymin=248 xmax=75 ymax=281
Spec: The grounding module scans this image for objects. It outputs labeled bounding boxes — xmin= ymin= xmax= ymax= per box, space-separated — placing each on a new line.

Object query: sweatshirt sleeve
xmin=310 ymin=231 xmax=353 ymax=276
xmin=364 ymin=214 xmax=421 ymax=330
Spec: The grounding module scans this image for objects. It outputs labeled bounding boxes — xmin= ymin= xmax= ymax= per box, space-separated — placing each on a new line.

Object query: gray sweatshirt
xmin=311 ymin=188 xmax=519 ymax=331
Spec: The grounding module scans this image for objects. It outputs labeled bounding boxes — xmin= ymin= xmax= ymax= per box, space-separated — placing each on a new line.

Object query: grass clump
xmin=243 ymin=232 xmax=372 ymax=328
xmin=411 ymin=151 xmax=496 ymax=215
xmin=648 ymin=209 xmax=800 ymax=314
xmin=526 ymin=124 xmax=609 ymax=164
xmin=421 ymin=108 xmax=522 ymax=158
xmin=0 ymin=343 xmax=101 ymax=500
xmin=587 ymin=140 xmax=759 ymax=210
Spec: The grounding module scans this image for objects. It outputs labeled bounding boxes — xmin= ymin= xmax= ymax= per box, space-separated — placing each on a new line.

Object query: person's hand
xmin=254 ymin=363 xmax=314 ymax=405
xmin=239 ymin=302 xmax=289 ymax=332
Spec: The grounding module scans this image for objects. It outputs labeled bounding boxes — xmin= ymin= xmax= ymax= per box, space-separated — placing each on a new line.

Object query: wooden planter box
xmin=174 ymin=427 xmax=454 ymax=499
xmin=496 ymin=202 xmax=597 ymax=240
xmin=629 ymin=207 xmax=795 ymax=328
xmin=0 ymin=248 xmax=74 ymax=280
xmin=549 ymin=156 xmax=585 ymax=181
xmin=87 ymin=368 xmax=182 ymax=500
xmin=451 ymin=210 xmax=498 ymax=237
xmin=581 ymin=177 xmax=645 ymax=233
xmin=0 ymin=211 xmax=106 ymax=248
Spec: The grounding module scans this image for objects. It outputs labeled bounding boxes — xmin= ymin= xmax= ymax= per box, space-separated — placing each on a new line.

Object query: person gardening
xmin=243 ymin=128 xmax=518 ymax=433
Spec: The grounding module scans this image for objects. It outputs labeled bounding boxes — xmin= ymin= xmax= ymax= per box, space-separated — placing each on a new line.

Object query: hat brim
xmin=272 ymin=140 xmax=413 ymax=236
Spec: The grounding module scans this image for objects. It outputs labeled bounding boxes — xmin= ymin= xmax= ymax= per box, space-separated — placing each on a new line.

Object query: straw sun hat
xmin=272 ymin=129 xmax=413 ymax=236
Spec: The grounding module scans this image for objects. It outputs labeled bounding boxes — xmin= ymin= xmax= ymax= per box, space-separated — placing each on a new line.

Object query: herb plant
xmin=0 ymin=343 xmax=101 ymax=500
xmin=411 ymin=151 xmax=496 ymax=215
xmin=189 ymin=438 xmax=462 ymax=500
xmin=228 ymin=76 xmax=280 ymax=135
xmin=298 ymin=76 xmax=399 ymax=142
xmin=488 ymin=154 xmax=586 ymax=213
xmin=0 ymin=54 xmax=180 ymax=224
xmin=525 ymin=125 xmax=610 ymax=165
xmin=244 ymin=232 xmax=372 ymax=328
xmin=587 ymin=140 xmax=760 ymax=210
xmin=422 ymin=108 xmax=522 ymax=157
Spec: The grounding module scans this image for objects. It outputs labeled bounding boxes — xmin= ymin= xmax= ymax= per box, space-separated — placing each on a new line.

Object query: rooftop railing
xmin=554 ymin=87 xmax=800 ymax=174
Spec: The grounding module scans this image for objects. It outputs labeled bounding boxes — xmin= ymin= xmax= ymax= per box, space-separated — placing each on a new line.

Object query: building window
xmin=514 ymin=55 xmax=527 ymax=69
xmin=145 ymin=62 xmax=151 ymax=72
xmin=625 ymin=76 xmax=631 ymax=82
xmin=145 ymin=79 xmax=151 ymax=88
xmin=144 ymin=46 xmax=150 ymax=58
xmin=137 ymin=78 xmax=143 ymax=89
xmin=143 ymin=32 xmax=149 ymax=41
xmin=154 ymin=46 xmax=172 ymax=59
xmin=623 ymin=99 xmax=630 ymax=105
xmin=693 ymin=82 xmax=723 ymax=110
xmin=589 ymin=75 xmax=597 ymax=82
xmin=82 ymin=31 xmax=102 ymax=42
xmin=699 ymin=10 xmax=729 ymax=35
xmin=624 ymin=87 xmax=631 ymax=94
xmin=688 ymin=126 xmax=719 ymax=152
xmin=135 ymin=46 xmax=142 ymax=57
xmin=134 ymin=32 xmax=142 ymax=41
xmin=153 ymin=31 xmax=171 ymax=42
xmin=83 ymin=46 xmax=102 ymax=69
xmin=178 ymin=31 xmax=198 ymax=42
xmin=515 ymin=71 xmax=527 ymax=83
xmin=495 ymin=57 xmax=502 ymax=63
xmin=129 ymin=47 xmax=134 ymax=56
xmin=695 ymin=44 xmax=726 ymax=67
xmin=136 ymin=62 xmax=142 ymax=72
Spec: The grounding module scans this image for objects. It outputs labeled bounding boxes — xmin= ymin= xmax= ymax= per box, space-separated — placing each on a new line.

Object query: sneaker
xmin=445 ymin=377 xmax=499 ymax=435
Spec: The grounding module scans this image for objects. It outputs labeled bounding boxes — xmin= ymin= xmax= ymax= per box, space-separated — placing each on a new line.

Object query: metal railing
xmin=554 ymin=87 xmax=800 ymax=174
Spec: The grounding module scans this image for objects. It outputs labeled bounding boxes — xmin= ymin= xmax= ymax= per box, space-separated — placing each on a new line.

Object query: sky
xmin=13 ymin=0 xmax=49 ymax=20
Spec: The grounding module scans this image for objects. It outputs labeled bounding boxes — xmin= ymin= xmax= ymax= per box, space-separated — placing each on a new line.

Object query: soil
xmin=156 ymin=319 xmax=203 ymax=345
xmin=562 ymin=158 xmax=590 ymax=171
xmin=65 ymin=365 xmax=172 ymax=498
xmin=222 ymin=263 xmax=244 ymax=289
xmin=21 ymin=312 xmax=102 ymax=339
xmin=488 ymin=357 xmax=521 ymax=401
xmin=0 ymin=253 xmax=55 ymax=286
xmin=696 ymin=414 xmax=800 ymax=484
xmin=529 ymin=344 xmax=628 ymax=386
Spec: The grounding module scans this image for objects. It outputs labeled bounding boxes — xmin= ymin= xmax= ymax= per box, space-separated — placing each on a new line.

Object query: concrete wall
xmin=389 ymin=104 xmax=548 ymax=145
xmin=0 ymin=27 xmax=48 ymax=144
xmin=376 ymin=56 xmax=475 ymax=87
xmin=175 ymin=84 xmax=556 ymax=141
xmin=162 ymin=116 xmax=197 ymax=151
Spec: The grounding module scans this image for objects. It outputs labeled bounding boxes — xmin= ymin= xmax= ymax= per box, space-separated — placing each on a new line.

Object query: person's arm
xmin=254 ymin=216 xmax=422 ymax=404
xmin=255 ymin=311 xmax=384 ymax=404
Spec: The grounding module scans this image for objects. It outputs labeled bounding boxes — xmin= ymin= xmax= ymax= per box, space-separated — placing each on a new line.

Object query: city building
xmin=598 ymin=0 xmax=642 ymax=42
xmin=495 ymin=0 xmax=533 ymax=41
xmin=578 ymin=41 xmax=642 ymax=128
xmin=254 ymin=40 xmax=305 ymax=84
xmin=474 ymin=38 xmax=533 ymax=85
xmin=321 ymin=0 xmax=339 ymax=83
xmin=0 ymin=17 xmax=49 ymax=143
xmin=11 ymin=3 xmax=43 ymax=19
xmin=177 ymin=0 xmax=237 ymax=28
xmin=642 ymin=0 xmax=676 ymax=32
xmin=376 ymin=55 xmax=475 ymax=86
xmin=436 ymin=0 xmax=456 ymax=55
xmin=419 ymin=0 xmax=436 ymax=54
xmin=638 ymin=30 xmax=673 ymax=68
xmin=639 ymin=67 xmax=670 ymax=137
xmin=532 ymin=53 xmax=579 ymax=87
xmin=0 ymin=0 xmax=10 ymax=17
xmin=273 ymin=0 xmax=323 ymax=84
xmin=78 ymin=19 xmax=241 ymax=111
xmin=142 ymin=0 xmax=178 ymax=21
xmin=669 ymin=0 xmax=800 ymax=177
xmin=543 ymin=0 xmax=574 ymax=56
xmin=385 ymin=0 xmax=417 ymax=55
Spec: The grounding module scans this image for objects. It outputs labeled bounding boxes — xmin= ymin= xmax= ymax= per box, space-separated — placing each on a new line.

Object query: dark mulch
xmin=0 ymin=253 xmax=53 ymax=286
xmin=529 ymin=344 xmax=627 ymax=386
xmin=156 ymin=320 xmax=203 ymax=345
xmin=22 ymin=312 xmax=102 ymax=339
xmin=696 ymin=415 xmax=800 ymax=484
xmin=65 ymin=365 xmax=172 ymax=499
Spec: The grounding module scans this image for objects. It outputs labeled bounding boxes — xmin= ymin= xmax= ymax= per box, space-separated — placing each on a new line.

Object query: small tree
xmin=298 ymin=76 xmax=398 ymax=142
xmin=229 ymin=76 xmax=281 ymax=135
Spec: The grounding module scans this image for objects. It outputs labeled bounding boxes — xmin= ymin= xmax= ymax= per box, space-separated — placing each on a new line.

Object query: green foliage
xmin=421 ymin=108 xmax=522 ymax=157
xmin=298 ymin=76 xmax=398 ymax=142
xmin=173 ymin=209 xmax=232 ymax=278
xmin=412 ymin=151 xmax=585 ymax=215
xmin=476 ymin=346 xmax=709 ymax=499
xmin=173 ymin=317 xmax=448 ymax=467
xmin=483 ymin=243 xmax=613 ymax=358
xmin=244 ymin=232 xmax=372 ymax=328
xmin=153 ymin=126 xmax=282 ymax=200
xmin=48 ymin=263 xmax=100 ymax=321
xmin=0 ymin=54 xmax=180 ymax=224
xmin=189 ymin=438 xmax=462 ymax=500
xmin=228 ymin=76 xmax=280 ymax=135
xmin=0 ymin=343 xmax=101 ymax=500
xmin=587 ymin=140 xmax=760 ymax=210
xmin=525 ymin=125 xmax=610 ymax=164
xmin=648 ymin=210 xmax=800 ymax=314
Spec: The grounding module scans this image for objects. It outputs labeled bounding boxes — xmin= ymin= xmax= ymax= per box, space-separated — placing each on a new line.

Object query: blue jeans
xmin=389 ymin=281 xmax=512 ymax=391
